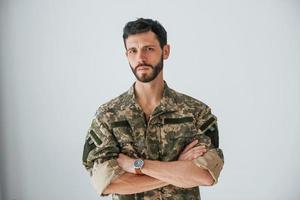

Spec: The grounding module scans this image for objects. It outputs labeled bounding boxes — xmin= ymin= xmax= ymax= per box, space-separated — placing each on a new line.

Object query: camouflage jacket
xmin=82 ymin=81 xmax=224 ymax=200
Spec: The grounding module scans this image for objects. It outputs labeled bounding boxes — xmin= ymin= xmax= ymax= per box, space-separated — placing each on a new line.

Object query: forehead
xmin=125 ymin=31 xmax=160 ymax=49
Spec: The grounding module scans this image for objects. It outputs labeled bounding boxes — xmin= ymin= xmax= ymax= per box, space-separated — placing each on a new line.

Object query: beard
xmin=130 ymin=56 xmax=164 ymax=83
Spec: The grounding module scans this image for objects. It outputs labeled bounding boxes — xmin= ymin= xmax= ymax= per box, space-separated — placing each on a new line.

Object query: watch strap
xmin=135 ymin=168 xmax=143 ymax=175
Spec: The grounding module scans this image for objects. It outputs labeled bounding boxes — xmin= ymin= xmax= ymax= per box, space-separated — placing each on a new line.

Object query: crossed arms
xmin=103 ymin=140 xmax=215 ymax=195
xmin=83 ymin=109 xmax=224 ymax=196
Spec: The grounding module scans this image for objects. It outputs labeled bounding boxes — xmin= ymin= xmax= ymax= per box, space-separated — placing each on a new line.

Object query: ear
xmin=162 ymin=44 xmax=170 ymax=60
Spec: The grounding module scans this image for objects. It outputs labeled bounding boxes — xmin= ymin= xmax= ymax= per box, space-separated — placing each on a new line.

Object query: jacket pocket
xmin=162 ymin=116 xmax=197 ymax=139
xmin=111 ymin=120 xmax=136 ymax=157
xmin=160 ymin=116 xmax=198 ymax=160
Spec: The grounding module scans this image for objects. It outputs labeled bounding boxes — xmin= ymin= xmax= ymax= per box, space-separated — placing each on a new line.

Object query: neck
xmin=134 ymin=74 xmax=164 ymax=114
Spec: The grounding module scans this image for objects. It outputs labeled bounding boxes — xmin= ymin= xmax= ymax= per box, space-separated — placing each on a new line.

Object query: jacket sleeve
xmin=192 ymin=105 xmax=224 ymax=185
xmin=82 ymin=114 xmax=125 ymax=196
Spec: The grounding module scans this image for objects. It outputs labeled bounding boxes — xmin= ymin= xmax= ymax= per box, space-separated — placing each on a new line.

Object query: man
xmin=82 ymin=18 xmax=224 ymax=200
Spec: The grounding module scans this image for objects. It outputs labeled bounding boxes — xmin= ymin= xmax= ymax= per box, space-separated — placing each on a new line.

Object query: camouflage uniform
xmin=82 ymin=81 xmax=224 ymax=200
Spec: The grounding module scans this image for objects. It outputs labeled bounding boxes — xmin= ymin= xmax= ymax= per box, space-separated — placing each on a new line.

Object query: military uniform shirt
xmin=82 ymin=81 xmax=224 ymax=200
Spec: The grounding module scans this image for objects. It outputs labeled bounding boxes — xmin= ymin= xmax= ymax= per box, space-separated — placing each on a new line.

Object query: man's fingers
xmin=184 ymin=147 xmax=206 ymax=159
xmin=185 ymin=145 xmax=206 ymax=154
xmin=179 ymin=147 xmax=207 ymax=161
xmin=181 ymin=145 xmax=206 ymax=155
xmin=193 ymin=145 xmax=206 ymax=151
xmin=187 ymin=149 xmax=206 ymax=156
xmin=190 ymin=150 xmax=205 ymax=159
xmin=182 ymin=140 xmax=198 ymax=153
xmin=193 ymin=152 xmax=204 ymax=159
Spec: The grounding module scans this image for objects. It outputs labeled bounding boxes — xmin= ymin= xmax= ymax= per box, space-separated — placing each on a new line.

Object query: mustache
xmin=135 ymin=63 xmax=153 ymax=69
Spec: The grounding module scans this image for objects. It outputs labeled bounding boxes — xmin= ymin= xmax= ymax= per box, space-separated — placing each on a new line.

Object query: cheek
xmin=128 ymin=56 xmax=138 ymax=64
xmin=129 ymin=60 xmax=136 ymax=68
xmin=152 ymin=56 xmax=163 ymax=64
xmin=127 ymin=58 xmax=135 ymax=66
xmin=128 ymin=62 xmax=138 ymax=72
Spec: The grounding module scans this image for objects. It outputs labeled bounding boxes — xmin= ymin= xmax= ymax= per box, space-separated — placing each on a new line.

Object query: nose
xmin=136 ymin=49 xmax=146 ymax=64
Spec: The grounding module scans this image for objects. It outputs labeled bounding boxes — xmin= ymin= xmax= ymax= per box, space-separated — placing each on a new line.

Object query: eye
xmin=145 ymin=47 xmax=154 ymax=51
xmin=127 ymin=48 xmax=137 ymax=54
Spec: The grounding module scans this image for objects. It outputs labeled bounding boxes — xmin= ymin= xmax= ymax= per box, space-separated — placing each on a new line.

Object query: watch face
xmin=134 ymin=159 xmax=144 ymax=168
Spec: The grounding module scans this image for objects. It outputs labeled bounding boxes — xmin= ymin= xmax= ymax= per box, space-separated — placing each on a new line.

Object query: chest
xmin=111 ymin=113 xmax=200 ymax=161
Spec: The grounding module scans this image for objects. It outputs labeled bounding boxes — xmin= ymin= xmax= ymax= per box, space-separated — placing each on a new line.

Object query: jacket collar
xmin=123 ymin=81 xmax=179 ymax=115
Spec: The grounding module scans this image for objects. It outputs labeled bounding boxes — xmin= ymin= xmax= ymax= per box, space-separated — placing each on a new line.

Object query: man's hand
xmin=117 ymin=140 xmax=207 ymax=174
xmin=117 ymin=153 xmax=135 ymax=174
xmin=178 ymin=140 xmax=207 ymax=161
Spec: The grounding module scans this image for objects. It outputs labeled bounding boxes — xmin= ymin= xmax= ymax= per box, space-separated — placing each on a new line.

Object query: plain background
xmin=1 ymin=0 xmax=300 ymax=200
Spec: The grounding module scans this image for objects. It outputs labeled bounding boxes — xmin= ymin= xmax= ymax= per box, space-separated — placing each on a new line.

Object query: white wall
xmin=1 ymin=0 xmax=300 ymax=200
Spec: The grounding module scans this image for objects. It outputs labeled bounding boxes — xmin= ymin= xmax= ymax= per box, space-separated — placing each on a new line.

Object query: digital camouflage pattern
xmin=82 ymin=81 xmax=224 ymax=200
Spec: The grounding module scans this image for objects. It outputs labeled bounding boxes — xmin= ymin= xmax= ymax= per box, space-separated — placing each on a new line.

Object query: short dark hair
xmin=123 ymin=18 xmax=167 ymax=49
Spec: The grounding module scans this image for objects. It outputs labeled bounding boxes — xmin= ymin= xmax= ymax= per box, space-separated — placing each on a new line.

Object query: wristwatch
xmin=133 ymin=158 xmax=144 ymax=175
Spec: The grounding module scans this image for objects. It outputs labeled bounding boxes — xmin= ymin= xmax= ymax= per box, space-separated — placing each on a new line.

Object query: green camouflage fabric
xmin=82 ymin=81 xmax=224 ymax=200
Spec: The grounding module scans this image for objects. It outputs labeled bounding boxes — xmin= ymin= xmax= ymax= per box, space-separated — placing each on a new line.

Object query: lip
xmin=137 ymin=66 xmax=150 ymax=71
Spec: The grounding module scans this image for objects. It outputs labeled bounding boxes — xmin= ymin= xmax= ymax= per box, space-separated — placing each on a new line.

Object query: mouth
xmin=137 ymin=66 xmax=151 ymax=71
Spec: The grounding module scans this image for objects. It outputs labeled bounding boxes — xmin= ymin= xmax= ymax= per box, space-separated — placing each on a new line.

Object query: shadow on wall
xmin=0 ymin=65 xmax=5 ymax=200
xmin=0 ymin=57 xmax=22 ymax=200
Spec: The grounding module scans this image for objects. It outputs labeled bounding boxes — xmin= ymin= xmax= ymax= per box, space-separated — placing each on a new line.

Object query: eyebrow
xmin=127 ymin=45 xmax=157 ymax=50
xmin=143 ymin=45 xmax=156 ymax=48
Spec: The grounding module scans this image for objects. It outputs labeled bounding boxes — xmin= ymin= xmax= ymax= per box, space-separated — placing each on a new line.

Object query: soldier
xmin=82 ymin=18 xmax=224 ymax=200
